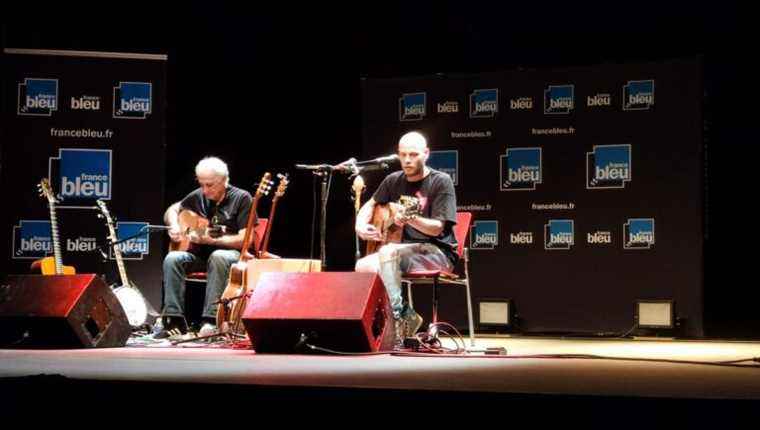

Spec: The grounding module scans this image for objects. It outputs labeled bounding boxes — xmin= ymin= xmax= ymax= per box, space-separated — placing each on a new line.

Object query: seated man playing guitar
xmin=355 ymin=131 xmax=458 ymax=348
xmin=157 ymin=156 xmax=256 ymax=339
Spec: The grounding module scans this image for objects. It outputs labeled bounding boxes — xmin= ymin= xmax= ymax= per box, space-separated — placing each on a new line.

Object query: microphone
xmin=295 ymin=157 xmax=357 ymax=172
xmin=295 ymin=163 xmax=333 ymax=171
xmin=145 ymin=225 xmax=171 ymax=231
xmin=334 ymin=157 xmax=358 ymax=173
xmin=355 ymin=154 xmax=399 ymax=166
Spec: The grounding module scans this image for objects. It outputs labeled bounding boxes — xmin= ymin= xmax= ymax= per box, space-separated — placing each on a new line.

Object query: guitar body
xmin=365 ymin=203 xmax=404 ymax=255
xmin=169 ymin=210 xmax=209 ymax=253
xmin=216 ymin=261 xmax=248 ymax=334
xmin=31 ymin=256 xmax=76 ymax=275
xmin=35 ymin=179 xmax=77 ymax=275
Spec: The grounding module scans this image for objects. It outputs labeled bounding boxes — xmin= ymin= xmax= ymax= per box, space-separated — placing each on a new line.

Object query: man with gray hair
xmin=355 ymin=131 xmax=458 ymax=349
xmin=156 ymin=156 xmax=255 ymax=339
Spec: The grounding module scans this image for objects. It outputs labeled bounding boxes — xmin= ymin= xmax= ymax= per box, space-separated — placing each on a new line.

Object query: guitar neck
xmin=108 ymin=224 xmax=130 ymax=286
xmin=48 ymin=203 xmax=64 ymax=275
xmin=239 ymin=195 xmax=262 ymax=259
xmin=259 ymin=196 xmax=280 ymax=255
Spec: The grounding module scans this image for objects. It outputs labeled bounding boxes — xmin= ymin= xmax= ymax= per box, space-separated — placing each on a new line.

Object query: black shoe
xmin=153 ymin=316 xmax=187 ymax=339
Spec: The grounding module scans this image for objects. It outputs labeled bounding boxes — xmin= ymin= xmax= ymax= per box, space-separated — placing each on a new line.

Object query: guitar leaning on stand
xmin=257 ymin=173 xmax=289 ymax=259
xmin=215 ymin=173 xmax=273 ymax=336
xmin=31 ymin=179 xmax=76 ymax=275
xmin=211 ymin=173 xmax=290 ymax=340
xmin=95 ymin=199 xmax=153 ymax=328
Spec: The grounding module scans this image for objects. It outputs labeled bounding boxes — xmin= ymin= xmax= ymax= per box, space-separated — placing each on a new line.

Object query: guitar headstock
xmin=95 ymin=199 xmax=113 ymax=221
xmin=274 ymin=173 xmax=289 ymax=198
xmin=255 ymin=172 xmax=273 ymax=198
xmin=352 ymin=175 xmax=365 ymax=196
xmin=37 ymin=178 xmax=56 ymax=204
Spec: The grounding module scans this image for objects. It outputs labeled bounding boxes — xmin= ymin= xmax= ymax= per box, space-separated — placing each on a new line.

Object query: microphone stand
xmin=110 ymin=224 xmax=169 ymax=246
xmin=295 ymin=158 xmax=394 ymax=270
xmin=295 ymin=162 xmax=349 ymax=271
xmin=319 ymin=170 xmax=330 ymax=271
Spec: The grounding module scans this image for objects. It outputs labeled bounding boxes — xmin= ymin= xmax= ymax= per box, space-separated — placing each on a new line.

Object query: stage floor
xmin=2 ymin=335 xmax=760 ymax=400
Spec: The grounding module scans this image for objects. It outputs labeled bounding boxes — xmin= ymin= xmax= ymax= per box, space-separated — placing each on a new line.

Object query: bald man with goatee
xmin=355 ymin=131 xmax=458 ymax=349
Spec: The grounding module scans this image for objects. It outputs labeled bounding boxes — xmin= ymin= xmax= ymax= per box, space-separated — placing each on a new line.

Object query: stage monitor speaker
xmin=0 ymin=274 xmax=131 ymax=348
xmin=242 ymin=272 xmax=394 ymax=353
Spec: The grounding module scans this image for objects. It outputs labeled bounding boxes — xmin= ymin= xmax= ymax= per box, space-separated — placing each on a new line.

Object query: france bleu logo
xmin=624 ymin=218 xmax=655 ymax=249
xmin=17 ymin=78 xmax=58 ymax=116
xmin=49 ymin=148 xmax=112 ymax=208
xmin=428 ymin=150 xmax=459 ymax=186
xmin=586 ymin=144 xmax=632 ymax=189
xmin=113 ymin=82 xmax=152 ymax=119
xmin=469 ymin=89 xmax=498 ymax=118
xmin=399 ymin=92 xmax=426 ymax=121
xmin=500 ymin=147 xmax=542 ymax=191
xmin=543 ymin=84 xmax=574 ymax=114
xmin=470 ymin=220 xmax=498 ymax=250
xmin=12 ymin=220 xmax=52 ymax=259
xmin=109 ymin=222 xmax=150 ymax=260
xmin=622 ymin=80 xmax=655 ymax=111
xmin=544 ymin=220 xmax=574 ymax=250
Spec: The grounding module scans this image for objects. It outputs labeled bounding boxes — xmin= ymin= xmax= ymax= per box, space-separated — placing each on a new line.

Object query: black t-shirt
xmin=373 ymin=169 xmax=458 ymax=265
xmin=180 ymin=185 xmax=253 ymax=252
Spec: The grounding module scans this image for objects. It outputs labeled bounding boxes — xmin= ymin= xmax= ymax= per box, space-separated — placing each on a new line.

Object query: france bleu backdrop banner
xmin=1 ymin=49 xmax=168 ymax=311
xmin=362 ymin=58 xmax=704 ymax=336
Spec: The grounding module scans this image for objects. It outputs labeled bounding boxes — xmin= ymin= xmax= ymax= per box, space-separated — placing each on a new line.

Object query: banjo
xmin=96 ymin=199 xmax=150 ymax=327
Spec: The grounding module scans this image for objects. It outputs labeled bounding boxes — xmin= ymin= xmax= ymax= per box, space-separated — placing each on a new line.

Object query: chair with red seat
xmin=402 ymin=211 xmax=475 ymax=346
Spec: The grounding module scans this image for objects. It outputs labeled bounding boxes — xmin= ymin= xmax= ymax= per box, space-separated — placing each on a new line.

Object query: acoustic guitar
xmin=216 ymin=173 xmax=273 ymax=334
xmin=365 ymin=195 xmax=421 ymax=255
xmin=168 ymin=210 xmax=230 ymax=253
xmin=31 ymin=179 xmax=76 ymax=275
xmin=216 ymin=173 xmax=290 ymax=336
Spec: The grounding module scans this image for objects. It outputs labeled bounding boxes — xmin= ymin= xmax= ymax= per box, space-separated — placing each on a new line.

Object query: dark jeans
xmin=161 ymin=249 xmax=239 ymax=320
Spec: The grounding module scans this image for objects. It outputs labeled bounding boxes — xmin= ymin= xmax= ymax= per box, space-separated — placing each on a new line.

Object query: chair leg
xmin=464 ymin=278 xmax=475 ymax=347
xmin=403 ymin=280 xmax=414 ymax=310
xmin=463 ymin=247 xmax=475 ymax=347
xmin=431 ymin=276 xmax=439 ymax=334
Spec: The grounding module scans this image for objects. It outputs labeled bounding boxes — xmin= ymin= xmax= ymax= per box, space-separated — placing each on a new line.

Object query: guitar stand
xmin=170 ymin=329 xmax=245 ymax=345
xmin=168 ymin=292 xmax=253 ymax=345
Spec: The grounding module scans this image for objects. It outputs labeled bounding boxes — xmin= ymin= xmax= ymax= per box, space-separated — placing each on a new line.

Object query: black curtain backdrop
xmin=0 ymin=2 xmax=753 ymax=338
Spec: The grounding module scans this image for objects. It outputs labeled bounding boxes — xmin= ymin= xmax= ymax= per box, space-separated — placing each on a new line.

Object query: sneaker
xmin=198 ymin=322 xmax=218 ymax=338
xmin=404 ymin=311 xmax=424 ymax=338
